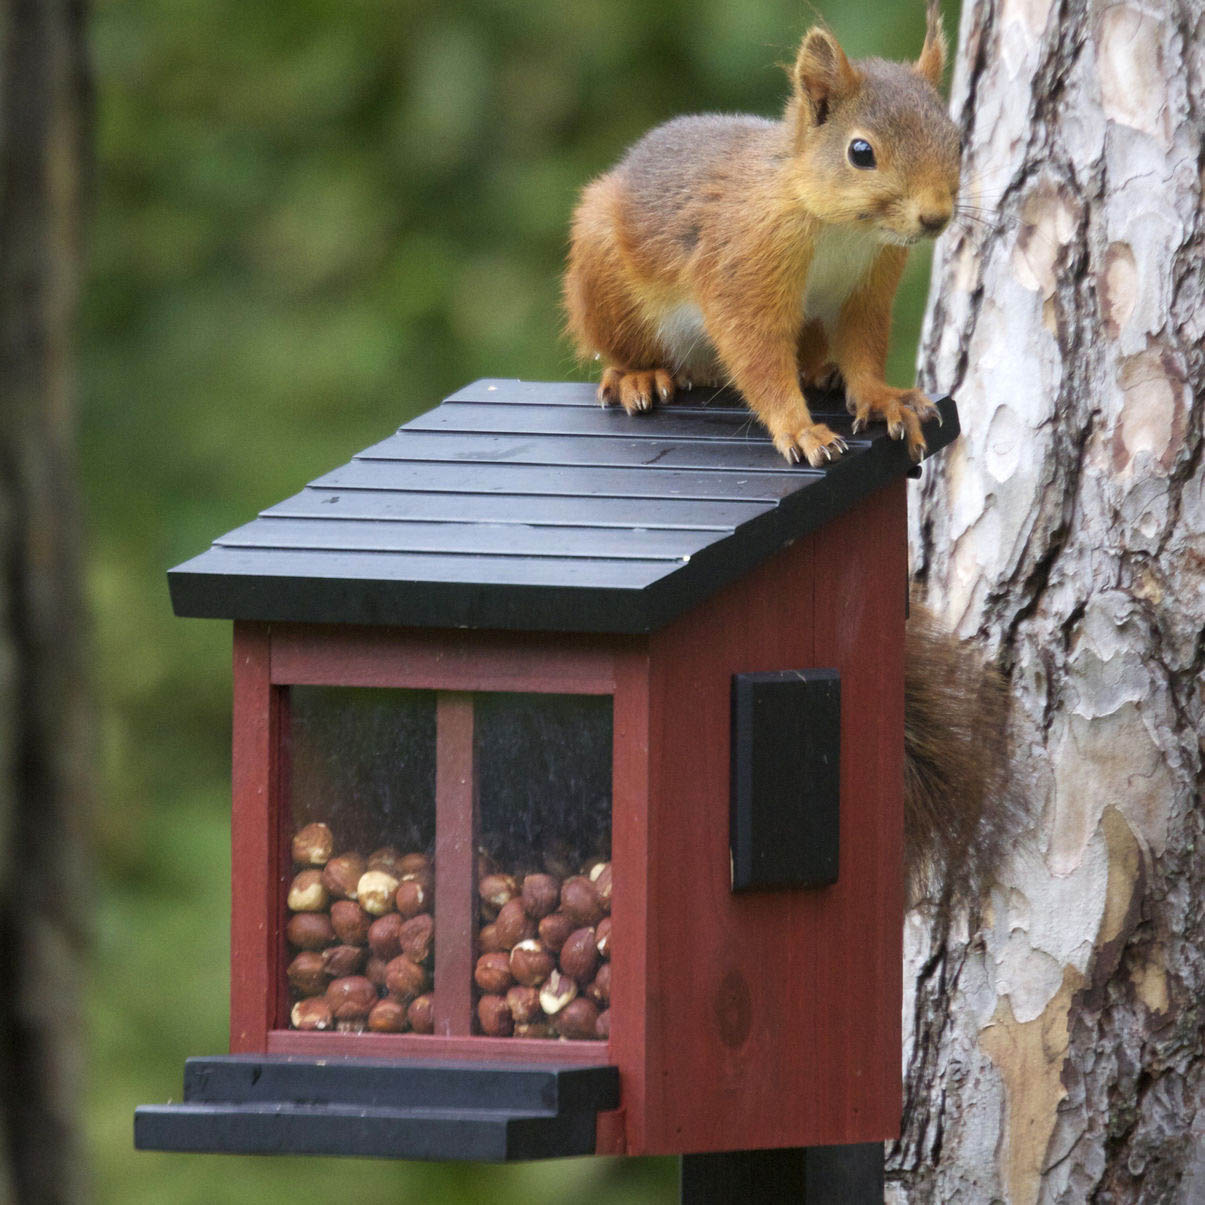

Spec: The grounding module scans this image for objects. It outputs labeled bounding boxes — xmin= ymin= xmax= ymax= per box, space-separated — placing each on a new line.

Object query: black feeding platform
xmin=135 ymin=1057 xmax=620 ymax=1161
xmin=168 ymin=379 xmax=958 ymax=634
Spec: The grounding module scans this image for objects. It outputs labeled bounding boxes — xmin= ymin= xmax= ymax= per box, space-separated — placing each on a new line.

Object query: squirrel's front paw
xmin=598 ymin=367 xmax=678 ymax=415
xmin=773 ymin=422 xmax=848 ymax=467
xmin=847 ymin=385 xmax=936 ymax=461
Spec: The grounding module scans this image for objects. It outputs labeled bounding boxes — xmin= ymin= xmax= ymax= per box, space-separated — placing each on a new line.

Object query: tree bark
xmin=890 ymin=0 xmax=1204 ymax=1201
xmin=0 ymin=0 xmax=92 ymax=1200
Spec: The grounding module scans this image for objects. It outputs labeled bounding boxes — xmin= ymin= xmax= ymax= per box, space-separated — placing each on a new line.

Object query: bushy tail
xmin=904 ymin=605 xmax=1022 ymax=909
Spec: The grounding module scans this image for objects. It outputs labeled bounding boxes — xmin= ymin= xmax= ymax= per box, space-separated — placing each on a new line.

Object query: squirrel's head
xmin=786 ymin=1 xmax=961 ymax=245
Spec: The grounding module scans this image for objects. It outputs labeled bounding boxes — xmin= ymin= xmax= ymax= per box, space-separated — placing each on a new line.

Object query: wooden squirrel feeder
xmin=136 ymin=378 xmax=958 ymax=1165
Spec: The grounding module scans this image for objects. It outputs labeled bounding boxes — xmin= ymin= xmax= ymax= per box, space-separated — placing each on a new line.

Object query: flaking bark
xmin=890 ymin=0 xmax=1204 ymax=1201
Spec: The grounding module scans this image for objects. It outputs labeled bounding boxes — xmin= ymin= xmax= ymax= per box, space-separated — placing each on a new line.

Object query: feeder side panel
xmin=635 ymin=478 xmax=906 ymax=1155
xmin=230 ymin=622 xmax=285 ymax=1052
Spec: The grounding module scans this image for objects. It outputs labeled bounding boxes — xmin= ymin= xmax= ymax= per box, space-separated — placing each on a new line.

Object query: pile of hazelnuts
xmin=285 ymin=821 xmax=435 ymax=1034
xmin=474 ymin=861 xmax=611 ymax=1041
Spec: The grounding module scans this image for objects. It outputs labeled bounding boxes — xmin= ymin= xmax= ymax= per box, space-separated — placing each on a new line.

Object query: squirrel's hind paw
xmin=598 ymin=367 xmax=678 ymax=415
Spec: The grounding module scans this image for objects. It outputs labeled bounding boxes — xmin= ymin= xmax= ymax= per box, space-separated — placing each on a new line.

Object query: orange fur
xmin=563 ymin=5 xmax=961 ymax=465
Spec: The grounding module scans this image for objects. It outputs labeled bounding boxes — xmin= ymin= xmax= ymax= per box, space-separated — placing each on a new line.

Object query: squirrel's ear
xmin=793 ymin=28 xmax=857 ymax=125
xmin=915 ymin=0 xmax=948 ymax=88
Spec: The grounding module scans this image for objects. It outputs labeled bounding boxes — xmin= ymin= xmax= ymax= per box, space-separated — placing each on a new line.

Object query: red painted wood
xmin=230 ymin=623 xmax=280 ymax=1053
xmin=434 ymin=693 xmax=476 ymax=1037
xmin=628 ymin=480 xmax=906 ymax=1155
xmin=265 ymin=1030 xmax=608 ymax=1063
xmin=595 ymin=1109 xmax=627 ymax=1155
xmin=270 ymin=624 xmax=617 ymax=695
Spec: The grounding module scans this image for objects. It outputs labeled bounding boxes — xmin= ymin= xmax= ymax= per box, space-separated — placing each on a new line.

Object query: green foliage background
xmin=84 ymin=1 xmax=957 ymax=1199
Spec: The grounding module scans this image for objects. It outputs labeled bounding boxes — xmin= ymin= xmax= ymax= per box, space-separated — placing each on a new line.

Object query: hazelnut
xmin=538 ymin=969 xmax=578 ymax=1016
xmin=330 ymin=900 xmax=371 ymax=946
xmin=514 ymin=1020 xmax=553 ymax=1039
xmin=398 ymin=851 xmax=431 ymax=876
xmin=553 ymin=996 xmax=599 ymax=1040
xmin=505 ymin=985 xmax=541 ymax=1025
xmin=537 ymin=911 xmax=575 ymax=954
xmin=367 ymin=999 xmax=409 ymax=1033
xmin=474 ymin=952 xmax=513 ymax=995
xmin=559 ymin=927 xmax=599 ymax=985
xmin=286 ymin=911 xmax=334 ymax=951
xmin=290 ymin=996 xmax=333 ymax=1030
xmin=322 ymin=944 xmax=367 ymax=978
xmin=595 ymin=916 xmax=612 ymax=960
xmin=286 ymin=869 xmax=329 ymax=912
xmin=560 ymin=876 xmax=603 ymax=927
xmin=394 ymin=879 xmax=428 ymax=919
xmin=365 ymin=955 xmax=389 ymax=990
xmin=478 ymin=922 xmax=503 ymax=954
xmin=292 ymin=822 xmax=334 ymax=866
xmin=493 ymin=898 xmax=535 ymax=950
xmin=384 ymin=955 xmax=428 ymax=1003
xmin=287 ymin=951 xmax=329 ymax=996
xmin=521 ymin=873 xmax=561 ymax=920
xmin=358 ymin=869 xmax=400 ymax=915
xmin=367 ymin=846 xmax=406 ymax=876
xmin=509 ymin=939 xmax=554 ymax=987
xmin=588 ymin=860 xmax=613 ymax=912
xmin=476 ymin=994 xmax=514 ymax=1037
xmin=595 ymin=1008 xmax=611 ymax=1040
xmin=322 ymin=853 xmax=366 ymax=900
xmin=478 ymin=873 xmax=518 ymax=911
xmin=325 ymin=975 xmax=378 ymax=1021
xmin=585 ymin=962 xmax=611 ymax=1006
xmin=400 ymin=867 xmax=435 ymax=898
xmin=398 ymin=913 xmax=434 ymax=964
xmin=368 ymin=913 xmax=403 ymax=960
xmin=407 ymin=994 xmax=434 ymax=1034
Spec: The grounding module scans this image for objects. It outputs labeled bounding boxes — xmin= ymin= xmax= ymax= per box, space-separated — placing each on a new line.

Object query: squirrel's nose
xmin=919 ymin=212 xmax=950 ymax=234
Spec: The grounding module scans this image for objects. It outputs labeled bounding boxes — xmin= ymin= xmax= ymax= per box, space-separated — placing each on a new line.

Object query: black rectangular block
xmin=730 ymin=670 xmax=840 ymax=891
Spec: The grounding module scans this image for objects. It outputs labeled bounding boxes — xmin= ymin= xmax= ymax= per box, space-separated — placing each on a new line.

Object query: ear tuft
xmin=793 ymin=27 xmax=857 ymax=125
xmin=915 ymin=0 xmax=948 ymax=88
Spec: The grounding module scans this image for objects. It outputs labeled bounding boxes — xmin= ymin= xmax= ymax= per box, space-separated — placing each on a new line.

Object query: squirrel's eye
xmin=848 ymin=139 xmax=876 ymax=169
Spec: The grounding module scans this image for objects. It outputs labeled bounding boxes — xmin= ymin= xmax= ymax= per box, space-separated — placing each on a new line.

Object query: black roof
xmin=168 ymin=379 xmax=958 ymax=634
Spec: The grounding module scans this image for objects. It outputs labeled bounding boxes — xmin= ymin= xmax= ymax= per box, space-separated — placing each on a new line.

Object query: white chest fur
xmin=802 ymin=226 xmax=881 ymax=330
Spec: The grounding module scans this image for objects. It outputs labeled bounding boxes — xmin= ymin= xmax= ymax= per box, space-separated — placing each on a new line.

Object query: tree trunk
xmin=890 ymin=0 xmax=1204 ymax=1201
xmin=0 ymin=0 xmax=92 ymax=1200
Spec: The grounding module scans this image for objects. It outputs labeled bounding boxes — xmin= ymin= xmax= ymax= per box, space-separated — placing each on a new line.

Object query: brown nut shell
xmin=587 ymin=861 xmax=613 ymax=912
xmin=292 ymin=822 xmax=334 ymax=866
xmin=537 ymin=911 xmax=575 ymax=954
xmin=394 ymin=879 xmax=429 ymax=919
xmin=321 ymin=853 xmax=366 ymax=900
xmin=358 ymin=870 xmax=400 ymax=915
xmin=506 ymin=985 xmax=541 ymax=1025
xmin=330 ymin=900 xmax=371 ymax=946
xmin=538 ymin=969 xmax=578 ymax=1016
xmin=509 ymin=939 xmax=555 ymax=987
xmin=365 ymin=955 xmax=389 ymax=990
xmin=366 ymin=846 xmax=406 ymax=876
xmin=287 ymin=950 xmax=329 ymax=996
xmin=585 ymin=961 xmax=612 ymax=1006
xmin=478 ymin=873 xmax=518 ymax=911
xmin=493 ymin=898 xmax=535 ymax=950
xmin=474 ymin=951 xmax=514 ymax=995
xmin=478 ymin=922 xmax=503 ymax=954
xmin=552 ymin=996 xmax=599 ymax=1040
xmin=559 ymin=927 xmax=599 ymax=984
xmin=367 ymin=998 xmax=409 ymax=1033
xmin=521 ymin=873 xmax=561 ymax=920
xmin=398 ymin=851 xmax=431 ymax=876
xmin=407 ymin=994 xmax=434 ymax=1034
xmin=398 ymin=913 xmax=434 ymax=964
xmin=290 ymin=996 xmax=333 ymax=1030
xmin=368 ymin=912 xmax=403 ymax=960
xmin=287 ymin=869 xmax=329 ymax=912
xmin=594 ymin=1008 xmax=611 ymax=1040
xmin=476 ymin=994 xmax=514 ymax=1037
xmin=514 ymin=1020 xmax=553 ymax=1039
xmin=595 ymin=916 xmax=612 ymax=960
xmin=325 ymin=975 xmax=378 ymax=1020
xmin=321 ymin=944 xmax=367 ymax=978
xmin=384 ymin=955 xmax=428 ymax=1003
xmin=286 ymin=911 xmax=335 ymax=951
xmin=559 ymin=876 xmax=603 ymax=927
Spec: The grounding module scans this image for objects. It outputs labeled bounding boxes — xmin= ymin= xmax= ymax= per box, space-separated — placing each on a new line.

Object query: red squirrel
xmin=564 ymin=1 xmax=960 ymax=465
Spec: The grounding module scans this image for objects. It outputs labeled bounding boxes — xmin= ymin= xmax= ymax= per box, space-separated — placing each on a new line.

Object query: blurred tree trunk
xmin=890 ymin=0 xmax=1204 ymax=1201
xmin=0 ymin=0 xmax=92 ymax=1200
